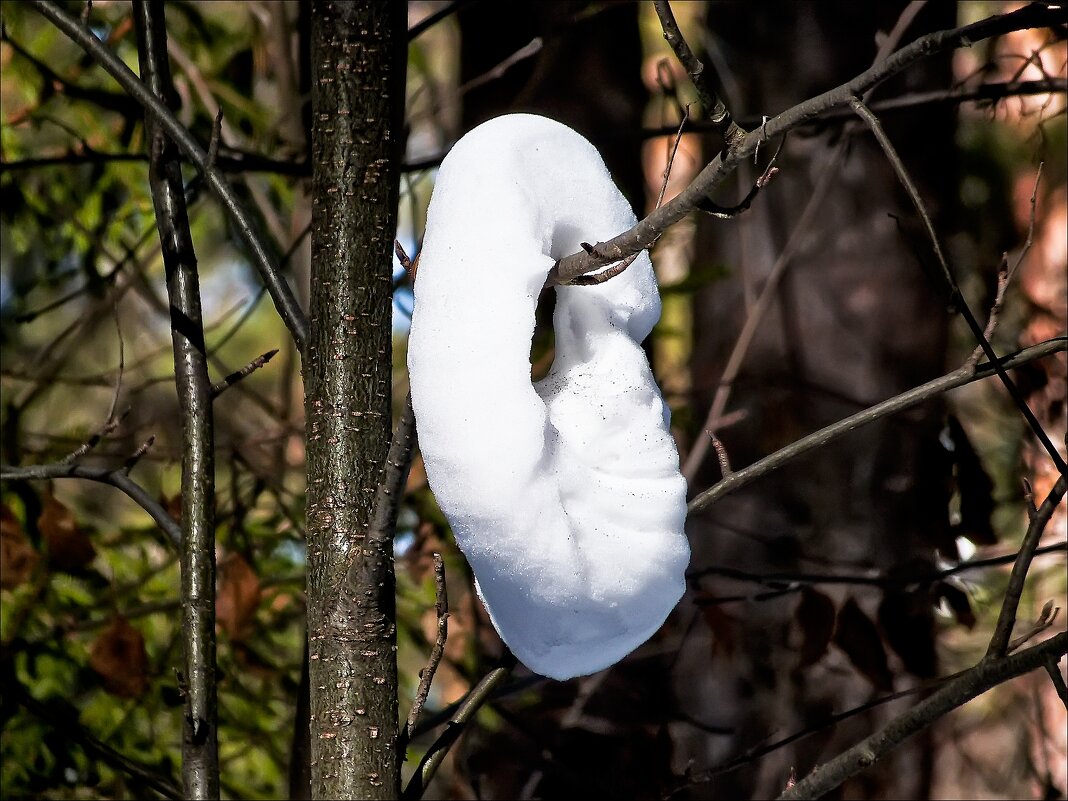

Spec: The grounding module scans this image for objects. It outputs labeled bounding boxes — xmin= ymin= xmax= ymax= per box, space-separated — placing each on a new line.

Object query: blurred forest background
xmin=1 ymin=1 xmax=1065 ymax=799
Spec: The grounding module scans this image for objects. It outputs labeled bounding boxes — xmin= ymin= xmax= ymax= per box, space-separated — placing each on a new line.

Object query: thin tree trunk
xmin=133 ymin=1 xmax=219 ymax=797
xmin=305 ymin=2 xmax=407 ymax=798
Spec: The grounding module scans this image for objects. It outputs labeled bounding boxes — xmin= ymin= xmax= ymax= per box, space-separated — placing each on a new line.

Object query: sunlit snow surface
xmin=407 ymin=114 xmax=690 ymax=680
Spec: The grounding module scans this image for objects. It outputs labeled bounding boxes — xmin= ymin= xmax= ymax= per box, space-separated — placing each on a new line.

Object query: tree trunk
xmin=678 ymin=3 xmax=955 ymax=798
xmin=133 ymin=2 xmax=219 ymax=797
xmin=305 ymin=2 xmax=406 ymax=798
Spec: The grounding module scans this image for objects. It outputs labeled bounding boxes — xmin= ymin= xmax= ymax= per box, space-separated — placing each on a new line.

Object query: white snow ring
xmin=407 ymin=114 xmax=690 ymax=680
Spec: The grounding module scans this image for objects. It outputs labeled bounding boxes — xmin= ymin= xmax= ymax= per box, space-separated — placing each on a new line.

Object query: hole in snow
xmin=530 ymin=285 xmax=556 ymax=382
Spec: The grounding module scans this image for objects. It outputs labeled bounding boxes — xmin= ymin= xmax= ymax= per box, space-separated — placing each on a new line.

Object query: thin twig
xmin=62 ymin=407 xmax=130 ymax=464
xmin=1045 ymin=657 xmax=1068 ymax=708
xmin=122 ymin=435 xmax=156 ymax=475
xmin=209 ymin=349 xmax=278 ymax=398
xmin=1 ymin=457 xmax=180 ymax=547
xmin=366 ymin=393 xmax=418 ymax=556
xmin=394 ymin=239 xmax=413 ymax=272
xmin=709 ymin=433 xmax=732 ymax=479
xmin=968 ymin=266 xmax=1011 ymax=369
xmin=653 ymin=0 xmax=746 ymax=150
xmin=987 ymin=475 xmax=1067 ymax=659
xmin=778 ymin=632 xmax=1068 ymax=800
xmin=682 ymin=144 xmax=839 ymax=481
xmin=564 ymin=252 xmax=642 ymax=287
xmin=689 ymin=542 xmax=1066 ymax=595
xmin=964 ymin=162 xmax=1041 ymax=362
xmin=1007 ymin=601 xmax=1060 ymax=653
xmin=401 ymin=553 xmax=449 ymax=753
xmin=693 ymin=136 xmax=784 ymax=218
xmin=688 ymin=338 xmax=1067 ymax=514
xmin=407 ymin=0 xmax=471 ymax=40
xmin=205 ymin=108 xmax=223 ymax=172
xmin=1008 ymin=161 xmax=1043 ymax=280
xmin=457 ymin=37 xmax=542 ymax=95
xmin=851 ymin=97 xmax=1066 ymax=475
xmin=656 ymin=104 xmax=692 ymax=211
xmin=402 ymin=651 xmax=518 ymax=800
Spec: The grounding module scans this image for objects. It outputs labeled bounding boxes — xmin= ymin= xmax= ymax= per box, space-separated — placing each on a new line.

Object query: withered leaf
xmin=1 ymin=503 xmax=38 ymax=589
xmin=216 ymin=553 xmax=261 ymax=640
xmin=89 ymin=617 xmax=149 ymax=698
xmin=38 ymin=493 xmax=96 ymax=573
xmin=161 ymin=493 xmax=182 ymax=523
xmin=936 ymin=581 xmax=977 ymax=630
xmin=947 ymin=417 xmax=997 ymax=546
xmin=833 ymin=597 xmax=894 ymax=691
xmin=795 ymin=587 xmax=836 ymax=666
xmin=878 ymin=590 xmax=937 ymax=678
xmin=696 ymin=594 xmax=737 ymax=657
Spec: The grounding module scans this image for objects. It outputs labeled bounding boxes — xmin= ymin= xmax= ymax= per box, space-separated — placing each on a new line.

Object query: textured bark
xmin=133 ymin=2 xmax=219 ymax=798
xmin=305 ymin=2 xmax=406 ymax=799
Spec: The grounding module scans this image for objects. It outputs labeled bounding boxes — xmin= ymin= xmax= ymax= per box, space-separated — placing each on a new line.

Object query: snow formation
xmin=407 ymin=114 xmax=690 ymax=680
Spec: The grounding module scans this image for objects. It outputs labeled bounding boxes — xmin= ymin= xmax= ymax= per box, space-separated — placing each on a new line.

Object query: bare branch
xmin=368 ymin=393 xmax=418 ymax=551
xmin=653 ymin=0 xmax=746 ymax=150
xmin=122 ymin=435 xmax=156 ymax=475
xmin=0 ymin=458 xmax=180 ymax=547
xmin=205 ymin=108 xmax=223 ymax=172
xmin=689 ymin=542 xmax=1066 ymax=595
xmin=779 ymin=631 xmax=1068 ymax=800
xmin=1045 ymin=657 xmax=1068 ymax=709
xmin=851 ymin=97 xmax=1066 ymax=475
xmin=1007 ymin=601 xmax=1060 ymax=653
xmin=407 ymin=0 xmax=471 ymax=40
xmin=401 ymin=553 xmax=449 ymax=753
xmin=563 ymin=252 xmax=642 ymax=287
xmin=209 ymin=349 xmax=279 ymax=399
xmin=656 ymin=103 xmax=692 ymax=211
xmin=133 ymin=2 xmax=219 ymax=796
xmin=29 ymin=0 xmax=310 ymax=354
xmin=550 ymin=3 xmax=1068 ymax=285
xmin=402 ymin=651 xmax=518 ymax=800
xmin=987 ymin=475 xmax=1067 ymax=658
xmin=689 ymin=338 xmax=1067 ymax=515
xmin=62 ymin=407 xmax=129 ymax=464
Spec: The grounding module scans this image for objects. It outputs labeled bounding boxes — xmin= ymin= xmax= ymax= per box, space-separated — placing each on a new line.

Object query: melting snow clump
xmin=407 ymin=114 xmax=690 ymax=680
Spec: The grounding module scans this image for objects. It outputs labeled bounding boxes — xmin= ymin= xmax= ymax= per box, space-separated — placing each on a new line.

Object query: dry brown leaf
xmin=1 ymin=503 xmax=38 ymax=589
xmin=834 ymin=597 xmax=894 ymax=692
xmin=795 ymin=587 xmax=836 ymax=667
xmin=216 ymin=553 xmax=261 ymax=640
xmin=38 ymin=492 xmax=95 ymax=573
xmin=405 ymin=454 xmax=427 ymax=493
xmin=89 ymin=616 xmax=149 ymax=698
xmin=161 ymin=493 xmax=183 ymax=523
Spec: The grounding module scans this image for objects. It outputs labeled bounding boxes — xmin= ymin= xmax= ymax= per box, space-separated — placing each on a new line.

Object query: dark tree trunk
xmin=305 ymin=2 xmax=406 ymax=798
xmin=678 ymin=3 xmax=956 ymax=798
